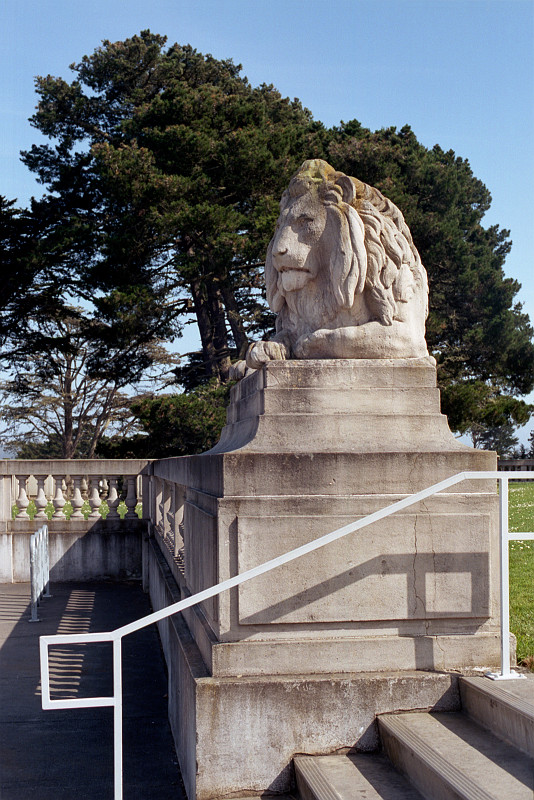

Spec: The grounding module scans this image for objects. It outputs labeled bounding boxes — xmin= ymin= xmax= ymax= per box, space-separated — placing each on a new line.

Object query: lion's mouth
xmin=277 ymin=264 xmax=314 ymax=293
xmin=278 ymin=265 xmax=310 ymax=273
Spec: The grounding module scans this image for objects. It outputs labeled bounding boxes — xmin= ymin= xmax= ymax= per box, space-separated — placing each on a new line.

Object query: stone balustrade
xmin=498 ymin=457 xmax=534 ymax=473
xmin=151 ymin=473 xmax=186 ymax=587
xmin=0 ymin=459 xmax=152 ymax=523
xmin=0 ymin=459 xmax=154 ymax=583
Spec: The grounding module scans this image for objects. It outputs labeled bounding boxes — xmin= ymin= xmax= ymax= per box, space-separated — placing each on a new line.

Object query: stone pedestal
xmin=149 ymin=358 xmax=500 ymax=798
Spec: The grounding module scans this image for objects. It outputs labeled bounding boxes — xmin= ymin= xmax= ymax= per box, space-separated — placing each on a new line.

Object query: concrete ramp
xmin=0 ymin=581 xmax=183 ymax=800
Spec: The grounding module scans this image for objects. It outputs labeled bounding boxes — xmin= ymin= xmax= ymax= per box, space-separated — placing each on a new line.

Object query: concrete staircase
xmin=294 ymin=675 xmax=534 ymax=800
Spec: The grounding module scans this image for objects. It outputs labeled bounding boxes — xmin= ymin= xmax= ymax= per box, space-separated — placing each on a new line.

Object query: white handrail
xmin=30 ymin=524 xmax=51 ymax=622
xmin=487 ymin=473 xmax=534 ymax=681
xmin=38 ymin=470 xmax=533 ymax=799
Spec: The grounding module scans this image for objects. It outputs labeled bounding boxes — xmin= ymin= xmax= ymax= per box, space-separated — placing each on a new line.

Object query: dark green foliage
xmin=97 ymin=381 xmax=232 ymax=458
xmin=329 ymin=123 xmax=534 ymax=435
xmin=441 ymin=382 xmax=532 ymax=440
xmin=0 ymin=196 xmax=59 ymax=355
xmin=5 ymin=32 xmax=533 ymax=457
xmin=470 ymin=424 xmax=520 ymax=456
xmin=23 ymin=31 xmax=328 ymax=384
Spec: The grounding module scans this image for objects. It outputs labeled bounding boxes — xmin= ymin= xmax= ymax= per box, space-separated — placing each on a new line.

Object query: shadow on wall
xmin=240 ymin=551 xmax=489 ymax=627
xmin=3 ymin=518 xmax=147 ymax=583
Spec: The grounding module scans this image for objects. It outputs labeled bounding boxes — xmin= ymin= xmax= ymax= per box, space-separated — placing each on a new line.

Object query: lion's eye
xmin=297 ymin=216 xmax=314 ymax=226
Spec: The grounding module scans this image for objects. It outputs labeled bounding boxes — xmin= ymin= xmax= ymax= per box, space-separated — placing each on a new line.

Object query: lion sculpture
xmin=245 ymin=159 xmax=429 ymax=370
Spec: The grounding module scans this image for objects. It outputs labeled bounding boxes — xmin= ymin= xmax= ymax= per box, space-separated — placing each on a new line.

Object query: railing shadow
xmin=239 ymin=551 xmax=489 ymax=625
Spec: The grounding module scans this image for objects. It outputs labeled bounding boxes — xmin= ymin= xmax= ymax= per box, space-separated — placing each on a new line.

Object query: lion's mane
xmin=265 ymin=160 xmax=428 ymax=341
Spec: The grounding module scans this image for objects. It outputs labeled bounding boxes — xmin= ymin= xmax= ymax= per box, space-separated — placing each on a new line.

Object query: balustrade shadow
xmin=0 ymin=578 xmax=184 ymax=800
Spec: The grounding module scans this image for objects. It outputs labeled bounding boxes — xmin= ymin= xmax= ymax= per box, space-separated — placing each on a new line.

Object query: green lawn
xmin=509 ymin=481 xmax=534 ymax=666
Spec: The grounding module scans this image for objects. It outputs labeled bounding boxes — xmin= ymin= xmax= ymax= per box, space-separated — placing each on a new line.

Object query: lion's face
xmin=265 ymin=168 xmax=368 ymax=319
xmin=269 ymin=189 xmax=328 ymax=294
xmin=263 ymin=159 xmax=428 ymax=349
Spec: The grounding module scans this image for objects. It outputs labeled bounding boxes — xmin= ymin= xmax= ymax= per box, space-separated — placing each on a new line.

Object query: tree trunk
xmin=221 ymin=284 xmax=249 ymax=359
xmin=190 ymin=278 xmax=218 ymax=381
xmin=62 ymin=367 xmax=75 ymax=458
xmin=190 ymin=278 xmax=231 ymax=383
xmin=207 ymin=281 xmax=231 ymax=382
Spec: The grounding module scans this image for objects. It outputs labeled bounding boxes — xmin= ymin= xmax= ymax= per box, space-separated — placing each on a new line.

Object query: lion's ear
xmin=330 ymin=205 xmax=368 ymax=309
xmin=265 ymin=238 xmax=285 ymax=313
xmin=335 ymin=174 xmax=356 ymax=205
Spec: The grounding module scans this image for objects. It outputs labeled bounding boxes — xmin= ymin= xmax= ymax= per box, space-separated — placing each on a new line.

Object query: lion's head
xmin=264 ymin=159 xmax=428 ymax=341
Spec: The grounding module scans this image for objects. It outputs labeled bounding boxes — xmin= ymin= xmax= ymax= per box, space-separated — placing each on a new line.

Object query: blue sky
xmin=1 ymin=0 xmax=533 ymax=436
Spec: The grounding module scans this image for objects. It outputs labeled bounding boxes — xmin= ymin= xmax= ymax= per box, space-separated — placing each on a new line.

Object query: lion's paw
xmin=294 ymin=331 xmax=328 ymax=358
xmin=246 ymin=340 xmax=288 ymax=369
xmin=229 ymin=360 xmax=254 ymax=380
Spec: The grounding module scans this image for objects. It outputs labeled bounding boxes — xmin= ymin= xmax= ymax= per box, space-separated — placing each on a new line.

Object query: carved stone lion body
xmin=246 ymin=159 xmax=429 ymax=369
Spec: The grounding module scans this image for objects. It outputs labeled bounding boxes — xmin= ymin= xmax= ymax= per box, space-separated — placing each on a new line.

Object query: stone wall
xmin=1 ymin=519 xmax=146 ymax=582
xmin=146 ymin=358 xmax=501 ymax=798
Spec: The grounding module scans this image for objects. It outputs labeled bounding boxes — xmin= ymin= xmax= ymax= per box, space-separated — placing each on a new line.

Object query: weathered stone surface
xmin=148 ymin=539 xmax=462 ymax=800
xmin=2 ymin=520 xmax=144 ymax=582
xmin=245 ymin=160 xmax=428 ymax=367
xmin=236 ymin=512 xmax=491 ymax=624
xmin=212 ymin=358 xmax=482 ymax=455
xmin=148 ymin=357 xmax=501 ymax=798
xmin=152 ymin=361 xmax=499 ymax=675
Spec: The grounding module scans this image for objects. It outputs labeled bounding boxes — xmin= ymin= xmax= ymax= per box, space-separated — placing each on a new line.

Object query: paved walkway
xmin=0 ymin=581 xmax=186 ymax=800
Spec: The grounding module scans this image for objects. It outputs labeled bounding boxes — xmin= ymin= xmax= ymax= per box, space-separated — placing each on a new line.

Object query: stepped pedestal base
xmin=148 ymin=359 xmax=501 ymax=798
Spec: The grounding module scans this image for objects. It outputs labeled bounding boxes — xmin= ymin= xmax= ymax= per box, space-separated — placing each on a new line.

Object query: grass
xmin=509 ymin=481 xmax=534 ymax=666
xmin=12 ymin=499 xmax=141 ymax=520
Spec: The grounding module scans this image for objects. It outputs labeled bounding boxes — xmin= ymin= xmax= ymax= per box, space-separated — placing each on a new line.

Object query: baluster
xmin=0 ymin=475 xmax=13 ymax=522
xmin=140 ymin=471 xmax=150 ymax=521
xmin=107 ymin=477 xmax=120 ymax=518
xmin=88 ymin=477 xmax=102 ymax=519
xmin=15 ymin=475 xmax=30 ymax=519
xmin=155 ymin=478 xmax=163 ymax=534
xmin=70 ymin=476 xmax=84 ymax=518
xmin=174 ymin=487 xmax=185 ymax=559
xmin=163 ymin=481 xmax=171 ymax=540
xmin=52 ymin=475 xmax=67 ymax=519
xmin=34 ymin=475 xmax=48 ymax=519
xmin=166 ymin=483 xmax=175 ymax=551
xmin=124 ymin=476 xmax=137 ymax=519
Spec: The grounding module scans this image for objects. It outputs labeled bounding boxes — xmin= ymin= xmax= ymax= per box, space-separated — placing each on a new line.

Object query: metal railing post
xmin=499 ymin=477 xmax=511 ymax=678
xmin=44 ymin=526 xmax=51 ymax=598
xmin=113 ymin=637 xmax=123 ymax=800
xmin=486 ymin=474 xmax=534 ymax=681
xmin=30 ymin=524 xmax=51 ymax=622
xmin=29 ymin=534 xmax=40 ymax=623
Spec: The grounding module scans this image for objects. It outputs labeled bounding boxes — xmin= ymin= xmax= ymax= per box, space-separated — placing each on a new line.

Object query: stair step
xmin=460 ymin=675 xmax=534 ymax=757
xmin=379 ymin=711 xmax=534 ymax=800
xmin=294 ymin=753 xmax=425 ymax=800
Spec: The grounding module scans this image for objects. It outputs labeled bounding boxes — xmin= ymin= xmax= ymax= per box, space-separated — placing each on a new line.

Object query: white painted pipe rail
xmin=486 ymin=474 xmax=534 ymax=680
xmin=30 ymin=524 xmax=51 ymax=622
xmin=39 ymin=470 xmax=533 ymax=799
